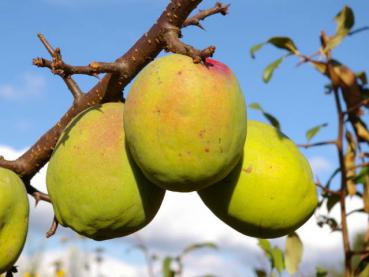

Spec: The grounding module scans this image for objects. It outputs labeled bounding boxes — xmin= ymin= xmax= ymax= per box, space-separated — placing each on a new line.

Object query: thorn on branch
xmin=26 ymin=184 xmax=51 ymax=205
xmin=162 ymin=26 xmax=215 ymax=63
xmin=183 ymin=2 xmax=230 ymax=29
xmin=46 ymin=216 xmax=59 ymax=238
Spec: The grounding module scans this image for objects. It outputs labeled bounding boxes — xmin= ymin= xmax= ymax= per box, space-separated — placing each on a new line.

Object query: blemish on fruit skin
xmin=198 ymin=129 xmax=206 ymax=138
xmin=204 ymin=148 xmax=210 ymax=153
xmin=243 ymin=166 xmax=253 ymax=174
xmin=177 ymin=71 xmax=182 ymax=75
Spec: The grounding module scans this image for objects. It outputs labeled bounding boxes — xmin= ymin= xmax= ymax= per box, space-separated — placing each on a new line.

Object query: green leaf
xmin=354 ymin=167 xmax=369 ymax=184
xmin=357 ymin=71 xmax=368 ymax=86
xmin=271 ymin=247 xmax=285 ymax=273
xmin=263 ymin=55 xmax=289 ymax=83
xmin=249 ymin=103 xmax=281 ymax=131
xmin=306 ymin=123 xmax=328 ymax=142
xmin=254 ymin=269 xmax=267 ymax=277
xmin=323 ymin=6 xmax=355 ymax=53
xmin=355 ymin=255 xmax=369 ymax=276
xmin=267 ymin=37 xmax=299 ymax=54
xmin=316 ymin=266 xmax=328 ymax=277
xmin=258 ymin=239 xmax=272 ymax=258
xmin=326 ymin=194 xmax=340 ymax=212
xmin=250 ymin=43 xmax=265 ymax=59
xmin=285 ymin=232 xmax=303 ymax=275
xmin=249 ymin=102 xmax=263 ymax=111
xmin=335 ymin=6 xmax=355 ymax=34
xmin=162 ymin=257 xmax=174 ymax=277
xmin=181 ymin=242 xmax=218 ymax=256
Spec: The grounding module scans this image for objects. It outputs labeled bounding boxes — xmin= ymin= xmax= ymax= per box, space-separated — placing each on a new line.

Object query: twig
xmin=316 ymin=182 xmax=341 ymax=196
xmin=298 ymin=140 xmax=337 ymax=148
xmin=183 ymin=2 xmax=230 ymax=30
xmin=344 ymin=98 xmax=369 ymax=114
xmin=162 ymin=26 xmax=216 ymax=63
xmin=46 ymin=216 xmax=59 ymax=238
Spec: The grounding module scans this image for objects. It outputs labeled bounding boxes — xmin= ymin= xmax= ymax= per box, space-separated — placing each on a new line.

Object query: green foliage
xmin=181 ymin=242 xmax=218 ymax=257
xmin=249 ymin=103 xmax=281 ymax=131
xmin=257 ymin=239 xmax=288 ymax=275
xmin=323 ymin=6 xmax=354 ymax=54
xmin=356 ymin=71 xmax=368 ymax=86
xmin=315 ymin=266 xmax=328 ymax=277
xmin=263 ymin=54 xmax=291 ymax=83
xmin=250 ymin=36 xmax=299 ymax=58
xmin=285 ymin=233 xmax=303 ymax=275
xmin=162 ymin=257 xmax=174 ymax=277
xmin=306 ymin=123 xmax=328 ymax=142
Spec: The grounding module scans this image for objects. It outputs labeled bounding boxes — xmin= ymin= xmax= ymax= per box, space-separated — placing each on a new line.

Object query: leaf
xmin=323 ymin=6 xmax=355 ymax=53
xmin=254 ymin=269 xmax=267 ymax=277
xmin=181 ymin=242 xmax=218 ymax=256
xmin=345 ymin=131 xmax=357 ymax=196
xmin=285 ymin=232 xmax=303 ymax=275
xmin=357 ymin=71 xmax=368 ymax=86
xmin=335 ymin=6 xmax=355 ymax=34
xmin=271 ymin=247 xmax=285 ymax=273
xmin=249 ymin=103 xmax=281 ymax=131
xmin=263 ymin=55 xmax=289 ymax=83
xmin=267 ymin=37 xmax=299 ymax=54
xmin=162 ymin=257 xmax=174 ymax=277
xmin=355 ymin=255 xmax=369 ymax=276
xmin=250 ymin=43 xmax=265 ymax=59
xmin=306 ymin=123 xmax=328 ymax=142
xmin=326 ymin=194 xmax=340 ymax=212
xmin=353 ymin=165 xmax=369 ymax=184
xmin=316 ymin=266 xmax=328 ymax=277
xmin=258 ymin=239 xmax=272 ymax=259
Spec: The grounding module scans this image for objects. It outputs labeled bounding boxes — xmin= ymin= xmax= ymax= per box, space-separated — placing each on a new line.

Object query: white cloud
xmin=0 ymin=73 xmax=46 ymax=101
xmin=309 ymin=156 xmax=334 ymax=175
xmin=1 ymin=145 xmax=367 ymax=276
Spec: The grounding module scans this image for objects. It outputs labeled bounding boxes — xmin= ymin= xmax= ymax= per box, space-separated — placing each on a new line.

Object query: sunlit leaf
xmin=285 ymin=232 xmax=303 ymax=275
xmin=354 ymin=167 xmax=369 ymax=184
xmin=267 ymin=37 xmax=299 ymax=54
xmin=263 ymin=55 xmax=290 ymax=83
xmin=306 ymin=123 xmax=328 ymax=142
xmin=335 ymin=6 xmax=355 ymax=34
xmin=162 ymin=257 xmax=174 ymax=277
xmin=258 ymin=239 xmax=272 ymax=258
xmin=271 ymin=247 xmax=285 ymax=273
xmin=250 ymin=42 xmax=265 ymax=59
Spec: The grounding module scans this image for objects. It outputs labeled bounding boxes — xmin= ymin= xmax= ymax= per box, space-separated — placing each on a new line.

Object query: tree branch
xmin=0 ymin=1 xmax=228 ymax=183
xmin=183 ymin=2 xmax=230 ymax=30
xmin=298 ymin=140 xmax=337 ymax=149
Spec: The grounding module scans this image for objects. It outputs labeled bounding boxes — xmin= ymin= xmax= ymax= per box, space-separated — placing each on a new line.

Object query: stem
xmin=334 ymin=88 xmax=352 ymax=276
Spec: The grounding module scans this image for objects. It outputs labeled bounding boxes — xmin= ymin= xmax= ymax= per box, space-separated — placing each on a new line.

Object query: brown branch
xmin=36 ymin=34 xmax=84 ymax=100
xmin=344 ymin=98 xmax=369 ymax=114
xmin=0 ymin=0 xmax=227 ymax=182
xmin=183 ymin=2 xmax=230 ymax=29
xmin=46 ymin=216 xmax=59 ymax=238
xmin=162 ymin=26 xmax=216 ymax=63
xmin=298 ymin=140 xmax=337 ymax=149
xmin=316 ymin=182 xmax=341 ymax=196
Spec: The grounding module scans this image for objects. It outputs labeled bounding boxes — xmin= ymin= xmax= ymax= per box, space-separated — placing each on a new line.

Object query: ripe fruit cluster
xmin=0 ymin=54 xmax=318 ymax=274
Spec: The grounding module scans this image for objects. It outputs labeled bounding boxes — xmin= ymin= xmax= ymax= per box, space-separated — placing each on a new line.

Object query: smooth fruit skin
xmin=0 ymin=168 xmax=29 ymax=273
xmin=46 ymin=103 xmax=165 ymax=241
xmin=124 ymin=54 xmax=247 ymax=192
xmin=198 ymin=120 xmax=318 ymax=238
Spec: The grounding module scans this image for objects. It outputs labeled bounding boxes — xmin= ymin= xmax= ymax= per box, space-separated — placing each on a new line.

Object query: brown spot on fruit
xmin=198 ymin=129 xmax=206 ymax=138
xmin=243 ymin=166 xmax=253 ymax=174
xmin=204 ymin=148 xmax=210 ymax=153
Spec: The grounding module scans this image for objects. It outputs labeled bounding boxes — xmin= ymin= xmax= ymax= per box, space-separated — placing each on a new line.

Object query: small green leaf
xmin=306 ymin=123 xmax=328 ymax=142
xmin=249 ymin=102 xmax=263 ymax=111
xmin=285 ymin=232 xmax=303 ymax=275
xmin=316 ymin=266 xmax=328 ymax=277
xmin=249 ymin=103 xmax=281 ymax=131
xmin=271 ymin=247 xmax=285 ymax=273
xmin=250 ymin=42 xmax=266 ymax=59
xmin=181 ymin=242 xmax=218 ymax=256
xmin=357 ymin=71 xmax=368 ymax=86
xmin=267 ymin=37 xmax=299 ymax=54
xmin=354 ymin=167 xmax=369 ymax=184
xmin=355 ymin=255 xmax=369 ymax=276
xmin=263 ymin=54 xmax=290 ymax=83
xmin=258 ymin=239 xmax=272 ymax=258
xmin=335 ymin=6 xmax=355 ymax=34
xmin=162 ymin=257 xmax=174 ymax=277
xmin=264 ymin=113 xmax=281 ymax=130
xmin=327 ymin=194 xmax=340 ymax=212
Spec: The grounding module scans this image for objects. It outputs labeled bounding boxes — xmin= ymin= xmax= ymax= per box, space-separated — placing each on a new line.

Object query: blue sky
xmin=0 ymin=0 xmax=369 ymax=276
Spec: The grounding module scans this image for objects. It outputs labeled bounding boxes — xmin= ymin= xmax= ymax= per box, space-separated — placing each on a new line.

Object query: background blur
xmin=0 ymin=0 xmax=368 ymax=276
